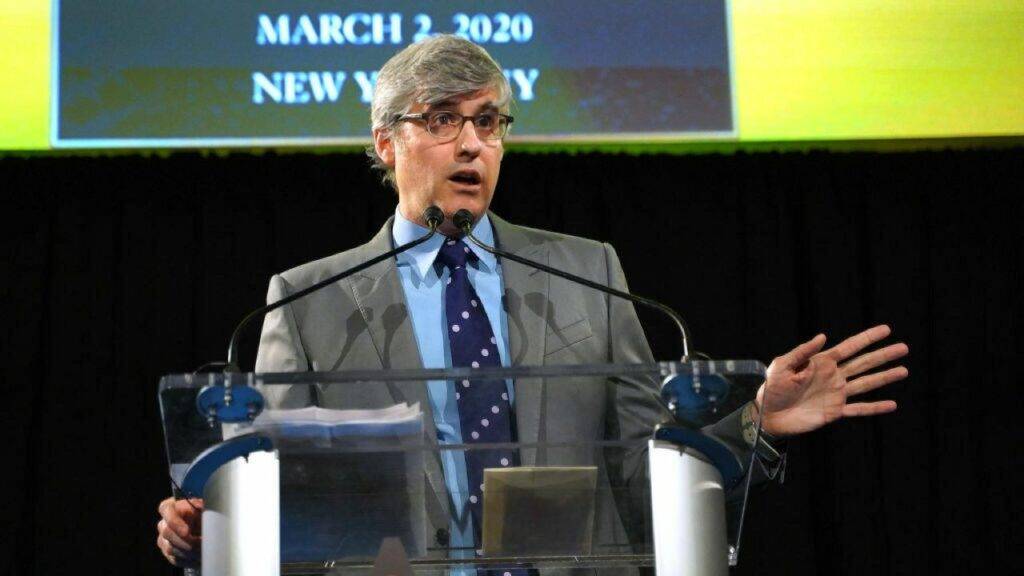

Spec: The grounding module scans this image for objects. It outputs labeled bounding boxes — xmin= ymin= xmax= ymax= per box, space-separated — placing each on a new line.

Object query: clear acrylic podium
xmin=159 ymin=361 xmax=766 ymax=576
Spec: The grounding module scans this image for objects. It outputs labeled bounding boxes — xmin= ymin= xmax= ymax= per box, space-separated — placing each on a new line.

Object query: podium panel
xmin=159 ymin=362 xmax=765 ymax=575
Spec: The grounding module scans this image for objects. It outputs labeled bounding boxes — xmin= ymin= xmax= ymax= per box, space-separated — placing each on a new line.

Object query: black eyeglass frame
xmin=393 ymin=111 xmax=515 ymax=142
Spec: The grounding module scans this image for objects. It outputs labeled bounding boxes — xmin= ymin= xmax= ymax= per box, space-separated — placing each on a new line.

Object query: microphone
xmin=452 ymin=209 xmax=693 ymax=360
xmin=215 ymin=205 xmax=445 ymax=372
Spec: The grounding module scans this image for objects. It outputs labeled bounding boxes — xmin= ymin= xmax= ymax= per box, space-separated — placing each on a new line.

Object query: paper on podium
xmin=227 ymin=403 xmax=423 ymax=447
xmin=482 ymin=466 xmax=598 ymax=556
xmin=222 ymin=399 xmax=425 ymax=448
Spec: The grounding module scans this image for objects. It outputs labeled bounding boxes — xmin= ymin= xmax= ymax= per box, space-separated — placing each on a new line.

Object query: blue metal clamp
xmin=653 ymin=425 xmax=745 ymax=490
xmin=196 ymin=374 xmax=265 ymax=424
xmin=180 ymin=434 xmax=275 ymax=498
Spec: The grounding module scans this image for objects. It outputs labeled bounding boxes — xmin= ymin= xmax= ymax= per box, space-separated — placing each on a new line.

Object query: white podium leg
xmin=202 ymin=449 xmax=280 ymax=576
xmin=649 ymin=439 xmax=728 ymax=576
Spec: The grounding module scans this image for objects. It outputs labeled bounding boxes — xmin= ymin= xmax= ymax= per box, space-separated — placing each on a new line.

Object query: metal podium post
xmin=649 ymin=439 xmax=729 ymax=576
xmin=201 ymin=450 xmax=281 ymax=576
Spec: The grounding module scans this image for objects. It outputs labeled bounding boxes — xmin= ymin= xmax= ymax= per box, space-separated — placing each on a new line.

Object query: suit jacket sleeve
xmin=254 ymin=273 xmax=316 ymax=408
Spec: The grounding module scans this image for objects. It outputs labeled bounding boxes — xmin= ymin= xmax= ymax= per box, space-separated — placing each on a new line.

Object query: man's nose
xmin=456 ymin=119 xmax=484 ymax=156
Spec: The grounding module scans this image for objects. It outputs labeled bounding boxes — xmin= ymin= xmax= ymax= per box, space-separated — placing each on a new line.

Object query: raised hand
xmin=756 ymin=325 xmax=908 ymax=437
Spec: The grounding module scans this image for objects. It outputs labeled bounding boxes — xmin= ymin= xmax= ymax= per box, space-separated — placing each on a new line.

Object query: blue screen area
xmin=54 ymin=0 xmax=733 ymax=147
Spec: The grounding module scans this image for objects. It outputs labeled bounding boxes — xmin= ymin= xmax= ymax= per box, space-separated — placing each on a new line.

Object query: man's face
xmin=374 ymin=88 xmax=504 ymax=235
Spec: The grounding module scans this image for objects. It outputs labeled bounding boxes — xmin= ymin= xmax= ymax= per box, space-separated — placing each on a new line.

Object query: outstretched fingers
xmin=846 ymin=365 xmax=908 ymax=396
xmin=841 ymin=342 xmax=909 ymax=378
xmin=784 ymin=333 xmax=827 ymax=370
xmin=826 ymin=324 xmax=892 ymax=363
xmin=841 ymin=400 xmax=897 ymax=417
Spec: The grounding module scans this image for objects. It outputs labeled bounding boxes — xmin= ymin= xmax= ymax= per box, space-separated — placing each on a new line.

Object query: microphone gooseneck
xmin=452 ymin=209 xmax=693 ymax=360
xmin=221 ymin=205 xmax=444 ymax=372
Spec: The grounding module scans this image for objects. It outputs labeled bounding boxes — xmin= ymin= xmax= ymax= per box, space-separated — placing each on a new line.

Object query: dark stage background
xmin=3 ymin=147 xmax=1022 ymax=575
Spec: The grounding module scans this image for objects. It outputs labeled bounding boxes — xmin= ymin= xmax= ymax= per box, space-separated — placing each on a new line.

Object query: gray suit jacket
xmin=255 ymin=212 xmax=753 ymax=561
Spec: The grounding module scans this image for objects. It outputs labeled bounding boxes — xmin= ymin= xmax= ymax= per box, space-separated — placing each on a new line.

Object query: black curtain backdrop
xmin=2 ymin=148 xmax=1021 ymax=575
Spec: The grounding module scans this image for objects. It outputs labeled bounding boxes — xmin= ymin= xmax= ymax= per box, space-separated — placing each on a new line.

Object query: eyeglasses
xmin=395 ymin=110 xmax=514 ymax=142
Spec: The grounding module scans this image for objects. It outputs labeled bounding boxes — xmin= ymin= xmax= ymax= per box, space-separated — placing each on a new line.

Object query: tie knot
xmin=436 ymin=237 xmax=475 ymax=270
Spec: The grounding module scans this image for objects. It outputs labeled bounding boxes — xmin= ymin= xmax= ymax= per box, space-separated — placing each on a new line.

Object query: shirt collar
xmin=392 ymin=206 xmax=498 ymax=280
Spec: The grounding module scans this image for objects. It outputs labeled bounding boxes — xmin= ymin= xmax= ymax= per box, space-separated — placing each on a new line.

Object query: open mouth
xmin=449 ymin=170 xmax=482 ymax=186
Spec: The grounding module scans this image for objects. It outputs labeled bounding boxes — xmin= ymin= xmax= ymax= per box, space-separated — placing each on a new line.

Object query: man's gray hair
xmin=366 ymin=35 xmax=512 ymax=189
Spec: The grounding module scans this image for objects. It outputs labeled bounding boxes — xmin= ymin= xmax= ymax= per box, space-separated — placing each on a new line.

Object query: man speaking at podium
xmin=157 ymin=35 xmax=908 ymax=568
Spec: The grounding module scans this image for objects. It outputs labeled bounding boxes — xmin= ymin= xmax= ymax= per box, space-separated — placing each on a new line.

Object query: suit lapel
xmin=347 ymin=219 xmax=423 ymax=372
xmin=346 ymin=218 xmax=449 ymax=526
xmin=490 ymin=213 xmax=549 ymax=465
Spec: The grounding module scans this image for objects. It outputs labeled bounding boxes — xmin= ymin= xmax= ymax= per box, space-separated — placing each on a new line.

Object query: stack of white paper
xmin=248 ymin=402 xmax=423 ymax=441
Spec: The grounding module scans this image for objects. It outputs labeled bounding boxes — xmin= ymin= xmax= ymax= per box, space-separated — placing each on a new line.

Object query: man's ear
xmin=373 ymin=127 xmax=396 ymax=167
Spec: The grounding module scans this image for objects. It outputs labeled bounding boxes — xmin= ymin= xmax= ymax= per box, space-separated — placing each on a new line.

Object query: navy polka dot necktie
xmin=436 ymin=237 xmax=520 ymax=550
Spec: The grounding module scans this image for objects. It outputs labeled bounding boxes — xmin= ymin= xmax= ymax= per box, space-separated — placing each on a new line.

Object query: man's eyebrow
xmin=425 ymin=100 xmax=500 ymax=113
xmin=428 ymin=99 xmax=459 ymax=109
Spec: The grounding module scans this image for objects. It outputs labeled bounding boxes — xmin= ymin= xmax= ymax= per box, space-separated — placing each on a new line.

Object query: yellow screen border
xmin=2 ymin=1 xmax=1022 ymax=152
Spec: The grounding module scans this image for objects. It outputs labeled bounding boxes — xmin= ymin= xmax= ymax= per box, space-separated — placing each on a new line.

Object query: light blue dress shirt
xmin=391 ymin=207 xmax=514 ymax=558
